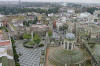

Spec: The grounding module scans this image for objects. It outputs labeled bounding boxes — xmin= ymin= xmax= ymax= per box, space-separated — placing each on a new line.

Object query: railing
xmin=82 ymin=41 xmax=100 ymax=66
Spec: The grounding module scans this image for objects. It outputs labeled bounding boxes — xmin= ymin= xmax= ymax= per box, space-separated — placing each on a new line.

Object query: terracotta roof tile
xmin=0 ymin=40 xmax=11 ymax=46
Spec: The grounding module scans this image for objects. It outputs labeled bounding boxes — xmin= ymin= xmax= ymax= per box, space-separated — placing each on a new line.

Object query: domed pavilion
xmin=48 ymin=33 xmax=86 ymax=66
xmin=40 ymin=33 xmax=86 ymax=66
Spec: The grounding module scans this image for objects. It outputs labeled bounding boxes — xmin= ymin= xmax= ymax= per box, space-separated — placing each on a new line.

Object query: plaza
xmin=15 ymin=40 xmax=44 ymax=66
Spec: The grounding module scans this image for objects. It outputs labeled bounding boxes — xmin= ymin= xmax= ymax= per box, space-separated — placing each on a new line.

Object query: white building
xmin=12 ymin=19 xmax=23 ymax=27
xmin=77 ymin=12 xmax=93 ymax=22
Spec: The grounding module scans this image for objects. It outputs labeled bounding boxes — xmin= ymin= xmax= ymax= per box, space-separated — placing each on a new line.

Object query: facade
xmin=0 ymin=29 xmax=15 ymax=66
xmin=30 ymin=24 xmax=49 ymax=36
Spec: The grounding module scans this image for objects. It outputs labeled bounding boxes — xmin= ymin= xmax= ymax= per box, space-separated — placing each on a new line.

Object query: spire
xmin=31 ymin=31 xmax=33 ymax=41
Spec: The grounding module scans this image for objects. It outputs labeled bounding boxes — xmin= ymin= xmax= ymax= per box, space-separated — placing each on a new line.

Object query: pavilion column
xmin=65 ymin=64 xmax=67 ymax=66
xmin=79 ymin=64 xmax=81 ymax=66
xmin=31 ymin=31 xmax=33 ymax=41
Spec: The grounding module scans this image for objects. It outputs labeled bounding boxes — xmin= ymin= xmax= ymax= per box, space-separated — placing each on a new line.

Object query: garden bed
xmin=23 ymin=41 xmax=34 ymax=48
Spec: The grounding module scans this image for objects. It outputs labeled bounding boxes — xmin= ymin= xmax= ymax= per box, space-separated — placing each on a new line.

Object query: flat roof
xmin=31 ymin=25 xmax=49 ymax=29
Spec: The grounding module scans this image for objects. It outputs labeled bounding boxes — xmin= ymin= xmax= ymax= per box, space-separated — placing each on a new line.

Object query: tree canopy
xmin=0 ymin=7 xmax=59 ymax=15
xmin=48 ymin=30 xmax=52 ymax=37
xmin=87 ymin=7 xmax=100 ymax=14
xmin=23 ymin=33 xmax=31 ymax=39
xmin=33 ymin=34 xmax=41 ymax=44
xmin=23 ymin=17 xmax=38 ymax=26
xmin=59 ymin=24 xmax=68 ymax=31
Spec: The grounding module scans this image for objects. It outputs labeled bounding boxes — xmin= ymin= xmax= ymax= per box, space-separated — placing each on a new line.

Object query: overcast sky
xmin=0 ymin=0 xmax=100 ymax=3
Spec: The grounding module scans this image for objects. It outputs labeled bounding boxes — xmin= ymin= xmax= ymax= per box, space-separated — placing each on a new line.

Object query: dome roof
xmin=48 ymin=47 xmax=85 ymax=66
xmin=66 ymin=33 xmax=75 ymax=40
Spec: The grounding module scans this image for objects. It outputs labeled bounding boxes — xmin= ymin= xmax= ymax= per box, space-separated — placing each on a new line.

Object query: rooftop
xmin=0 ymin=40 xmax=10 ymax=46
xmin=31 ymin=24 xmax=49 ymax=29
xmin=0 ymin=48 xmax=13 ymax=59
xmin=66 ymin=33 xmax=75 ymax=40
xmin=79 ymin=12 xmax=91 ymax=18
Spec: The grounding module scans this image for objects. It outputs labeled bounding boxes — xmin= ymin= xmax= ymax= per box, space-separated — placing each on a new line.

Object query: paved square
xmin=15 ymin=40 xmax=44 ymax=66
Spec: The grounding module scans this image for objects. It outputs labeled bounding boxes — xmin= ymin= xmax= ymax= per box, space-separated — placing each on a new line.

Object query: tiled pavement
xmin=15 ymin=40 xmax=44 ymax=66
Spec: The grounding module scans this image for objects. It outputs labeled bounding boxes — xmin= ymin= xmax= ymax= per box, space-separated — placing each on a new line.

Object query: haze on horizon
xmin=0 ymin=0 xmax=100 ymax=3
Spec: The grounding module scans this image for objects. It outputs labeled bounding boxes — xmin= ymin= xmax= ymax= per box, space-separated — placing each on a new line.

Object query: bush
xmin=33 ymin=34 xmax=41 ymax=45
xmin=11 ymin=37 xmax=20 ymax=66
xmin=19 ymin=35 xmax=23 ymax=39
xmin=88 ymin=43 xmax=95 ymax=48
xmin=0 ymin=27 xmax=8 ymax=32
xmin=27 ymin=41 xmax=35 ymax=45
xmin=11 ymin=37 xmax=15 ymax=44
xmin=23 ymin=41 xmax=28 ymax=44
xmin=23 ymin=41 xmax=34 ymax=48
xmin=39 ymin=44 xmax=44 ymax=47
xmin=23 ymin=33 xmax=31 ymax=39
xmin=16 ymin=62 xmax=20 ymax=66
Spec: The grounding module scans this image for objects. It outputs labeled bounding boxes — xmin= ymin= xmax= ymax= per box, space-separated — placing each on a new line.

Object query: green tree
xmin=0 ymin=7 xmax=59 ymax=15
xmin=48 ymin=30 xmax=52 ymax=38
xmin=59 ymin=24 xmax=68 ymax=31
xmin=28 ymin=20 xmax=33 ymax=24
xmin=11 ymin=37 xmax=15 ymax=44
xmin=33 ymin=34 xmax=41 ymax=44
xmin=23 ymin=21 xmax=27 ymax=25
xmin=87 ymin=7 xmax=100 ymax=14
xmin=33 ymin=17 xmax=38 ymax=24
xmin=23 ymin=33 xmax=31 ymax=39
xmin=23 ymin=21 xmax=29 ymax=26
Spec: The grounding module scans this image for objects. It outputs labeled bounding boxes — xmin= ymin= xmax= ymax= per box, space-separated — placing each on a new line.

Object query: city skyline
xmin=0 ymin=0 xmax=100 ymax=3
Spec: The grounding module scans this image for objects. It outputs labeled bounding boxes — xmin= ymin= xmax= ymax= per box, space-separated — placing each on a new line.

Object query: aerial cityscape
xmin=0 ymin=0 xmax=100 ymax=66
